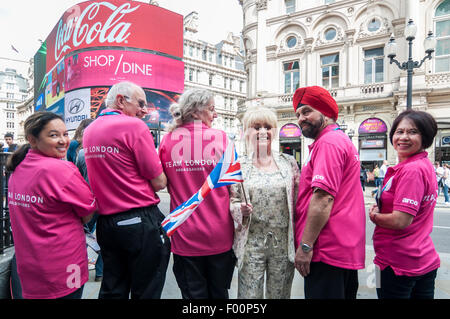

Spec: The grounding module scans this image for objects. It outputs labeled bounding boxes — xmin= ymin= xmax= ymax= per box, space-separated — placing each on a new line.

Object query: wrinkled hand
xmin=369 ymin=204 xmax=379 ymax=224
xmin=240 ymin=203 xmax=253 ymax=217
xmin=294 ymin=247 xmax=313 ymax=277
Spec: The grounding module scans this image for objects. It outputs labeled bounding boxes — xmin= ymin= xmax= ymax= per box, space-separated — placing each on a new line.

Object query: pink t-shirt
xmin=8 ymin=149 xmax=96 ymax=299
xmin=159 ymin=122 xmax=233 ymax=256
xmin=373 ymin=152 xmax=440 ymax=276
xmin=295 ymin=124 xmax=366 ymax=270
xmin=83 ymin=109 xmax=163 ymax=215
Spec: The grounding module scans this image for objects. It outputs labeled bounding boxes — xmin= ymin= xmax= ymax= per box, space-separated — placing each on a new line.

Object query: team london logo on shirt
xmin=8 ymin=192 xmax=44 ymax=208
xmin=84 ymin=145 xmax=120 ymax=159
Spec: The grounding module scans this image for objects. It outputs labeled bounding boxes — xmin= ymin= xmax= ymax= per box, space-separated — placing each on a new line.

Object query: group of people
xmin=6 ymin=81 xmax=441 ymax=300
xmin=435 ymin=162 xmax=450 ymax=205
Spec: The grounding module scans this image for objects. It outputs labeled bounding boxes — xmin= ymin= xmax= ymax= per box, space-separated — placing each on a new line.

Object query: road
xmin=83 ymin=190 xmax=450 ymax=299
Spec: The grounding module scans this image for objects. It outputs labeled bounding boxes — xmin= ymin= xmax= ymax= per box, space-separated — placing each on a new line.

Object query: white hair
xmin=105 ymin=81 xmax=142 ymax=108
xmin=167 ymin=88 xmax=214 ymax=132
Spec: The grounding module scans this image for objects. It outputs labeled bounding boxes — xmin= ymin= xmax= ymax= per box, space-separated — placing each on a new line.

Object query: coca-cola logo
xmin=54 ymin=2 xmax=140 ymax=62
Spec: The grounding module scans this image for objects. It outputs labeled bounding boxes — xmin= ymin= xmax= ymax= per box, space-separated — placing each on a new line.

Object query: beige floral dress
xmin=230 ymin=153 xmax=299 ymax=299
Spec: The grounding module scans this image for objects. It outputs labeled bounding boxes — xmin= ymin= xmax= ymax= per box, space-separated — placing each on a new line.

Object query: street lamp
xmin=386 ymin=19 xmax=436 ymax=109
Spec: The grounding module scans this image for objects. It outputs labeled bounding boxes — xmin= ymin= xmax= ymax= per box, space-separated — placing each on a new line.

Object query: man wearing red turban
xmin=293 ymin=86 xmax=366 ymax=299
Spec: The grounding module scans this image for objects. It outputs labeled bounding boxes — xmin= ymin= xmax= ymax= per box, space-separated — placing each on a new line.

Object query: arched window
xmin=435 ymin=0 xmax=450 ymax=72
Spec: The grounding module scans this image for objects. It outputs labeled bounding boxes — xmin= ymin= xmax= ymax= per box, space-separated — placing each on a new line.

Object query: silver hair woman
xmin=167 ymin=88 xmax=215 ymax=131
xmin=230 ymin=106 xmax=299 ymax=299
xmin=159 ymin=88 xmax=236 ymax=299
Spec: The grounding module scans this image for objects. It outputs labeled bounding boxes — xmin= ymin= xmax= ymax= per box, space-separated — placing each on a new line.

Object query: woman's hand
xmin=240 ymin=203 xmax=253 ymax=216
xmin=369 ymin=204 xmax=379 ymax=224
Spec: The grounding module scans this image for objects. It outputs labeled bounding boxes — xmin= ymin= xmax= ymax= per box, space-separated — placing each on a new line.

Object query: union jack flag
xmin=161 ymin=141 xmax=244 ymax=237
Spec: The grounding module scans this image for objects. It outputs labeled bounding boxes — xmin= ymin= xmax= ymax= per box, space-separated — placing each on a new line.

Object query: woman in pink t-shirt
xmin=159 ymin=88 xmax=236 ymax=299
xmin=7 ymin=112 xmax=96 ymax=299
xmin=369 ymin=110 xmax=440 ymax=299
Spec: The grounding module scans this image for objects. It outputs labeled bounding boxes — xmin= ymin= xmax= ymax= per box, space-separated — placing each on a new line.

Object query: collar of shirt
xmin=99 ymin=108 xmax=123 ymax=116
xmin=388 ymin=151 xmax=428 ymax=175
xmin=308 ymin=123 xmax=339 ymax=151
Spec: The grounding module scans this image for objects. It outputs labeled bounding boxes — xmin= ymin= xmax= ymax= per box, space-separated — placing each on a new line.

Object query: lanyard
xmin=375 ymin=176 xmax=394 ymax=211
xmin=98 ymin=111 xmax=120 ymax=117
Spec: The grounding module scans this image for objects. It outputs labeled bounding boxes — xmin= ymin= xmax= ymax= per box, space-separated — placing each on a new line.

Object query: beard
xmin=300 ymin=116 xmax=325 ymax=139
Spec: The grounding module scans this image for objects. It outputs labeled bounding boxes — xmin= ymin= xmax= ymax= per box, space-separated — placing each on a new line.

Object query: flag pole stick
xmin=240 ymin=182 xmax=248 ymax=205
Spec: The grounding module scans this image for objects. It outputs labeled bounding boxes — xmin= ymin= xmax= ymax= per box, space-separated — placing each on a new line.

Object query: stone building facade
xmin=238 ymin=0 xmax=450 ymax=169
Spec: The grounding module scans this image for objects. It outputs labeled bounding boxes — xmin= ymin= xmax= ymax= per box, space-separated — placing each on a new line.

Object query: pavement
xmin=82 ymin=187 xmax=450 ymax=299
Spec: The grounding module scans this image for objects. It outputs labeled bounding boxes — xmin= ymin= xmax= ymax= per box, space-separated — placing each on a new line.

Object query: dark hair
xmin=6 ymin=112 xmax=64 ymax=172
xmin=4 ymin=133 xmax=13 ymax=139
xmin=73 ymin=118 xmax=94 ymax=144
xmin=389 ymin=110 xmax=437 ymax=149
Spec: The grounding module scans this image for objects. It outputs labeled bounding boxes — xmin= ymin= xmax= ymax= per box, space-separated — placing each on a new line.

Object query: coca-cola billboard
xmin=34 ymin=0 xmax=184 ymax=128
xmin=46 ymin=0 xmax=183 ymax=71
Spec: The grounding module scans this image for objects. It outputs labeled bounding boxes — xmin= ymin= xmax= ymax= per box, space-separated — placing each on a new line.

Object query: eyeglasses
xmin=123 ymin=95 xmax=148 ymax=109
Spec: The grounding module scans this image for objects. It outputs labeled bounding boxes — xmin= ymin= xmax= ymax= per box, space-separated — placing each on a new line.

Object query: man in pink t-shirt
xmin=83 ymin=81 xmax=170 ymax=299
xmin=292 ymin=86 xmax=366 ymax=299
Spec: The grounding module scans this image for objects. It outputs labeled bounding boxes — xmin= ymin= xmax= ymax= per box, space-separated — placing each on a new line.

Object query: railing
xmin=1 ymin=152 xmax=13 ymax=255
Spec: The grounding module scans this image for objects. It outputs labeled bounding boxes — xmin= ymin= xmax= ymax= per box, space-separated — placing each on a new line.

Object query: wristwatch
xmin=301 ymin=243 xmax=313 ymax=253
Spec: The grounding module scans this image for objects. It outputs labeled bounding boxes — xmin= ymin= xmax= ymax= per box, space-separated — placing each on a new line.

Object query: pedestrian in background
xmin=7 ymin=112 xmax=96 ymax=299
xmin=159 ymin=88 xmax=236 ymax=299
xmin=443 ymin=164 xmax=450 ymax=205
xmin=3 ymin=133 xmax=18 ymax=152
xmin=369 ymin=109 xmax=440 ymax=299
xmin=360 ymin=165 xmax=367 ymax=192
xmin=292 ymin=86 xmax=366 ymax=299
xmin=67 ymin=119 xmax=93 ymax=164
xmin=435 ymin=162 xmax=444 ymax=196
xmin=230 ymin=107 xmax=299 ymax=299
xmin=83 ymin=81 xmax=170 ymax=299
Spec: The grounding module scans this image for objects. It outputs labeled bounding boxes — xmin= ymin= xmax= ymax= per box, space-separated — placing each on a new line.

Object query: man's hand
xmin=240 ymin=203 xmax=253 ymax=217
xmin=294 ymin=246 xmax=313 ymax=277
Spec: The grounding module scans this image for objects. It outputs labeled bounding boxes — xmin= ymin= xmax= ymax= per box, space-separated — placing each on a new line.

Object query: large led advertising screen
xmin=34 ymin=0 xmax=184 ymax=131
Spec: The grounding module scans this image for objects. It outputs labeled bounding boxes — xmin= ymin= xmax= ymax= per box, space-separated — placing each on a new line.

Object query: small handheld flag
xmin=161 ymin=141 xmax=243 ymax=237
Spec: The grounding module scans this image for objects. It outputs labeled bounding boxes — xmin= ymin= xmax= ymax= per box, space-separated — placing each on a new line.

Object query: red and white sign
xmin=65 ymin=50 xmax=184 ymax=93
xmin=45 ymin=0 xmax=183 ymax=72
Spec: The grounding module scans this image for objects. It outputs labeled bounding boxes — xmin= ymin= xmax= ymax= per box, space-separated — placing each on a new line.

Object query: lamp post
xmin=386 ymin=19 xmax=436 ymax=109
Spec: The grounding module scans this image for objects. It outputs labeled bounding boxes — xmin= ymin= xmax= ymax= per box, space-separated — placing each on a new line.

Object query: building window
xmin=285 ymin=0 xmax=295 ymax=14
xmin=7 ymin=102 xmax=14 ymax=109
xmin=321 ymin=54 xmax=339 ymax=88
xmin=189 ymin=46 xmax=193 ymax=57
xmin=209 ymin=74 xmax=214 ymax=86
xmin=224 ymin=77 xmax=228 ymax=89
xmin=202 ymin=49 xmax=207 ymax=60
xmin=239 ymin=81 xmax=244 ymax=93
xmin=435 ymin=0 xmax=450 ymax=73
xmin=283 ymin=61 xmax=300 ymax=93
xmin=364 ymin=47 xmax=384 ymax=84
xmin=324 ymin=27 xmax=337 ymax=41
xmin=286 ymin=36 xmax=297 ymax=48
xmin=368 ymin=18 xmax=381 ymax=32
xmin=6 ymin=83 xmax=14 ymax=90
xmin=7 ymin=93 xmax=14 ymax=99
xmin=7 ymin=122 xmax=14 ymax=129
xmin=209 ymin=51 xmax=213 ymax=62
xmin=189 ymin=69 xmax=194 ymax=81
xmin=7 ymin=112 xmax=14 ymax=119
xmin=325 ymin=0 xmax=335 ymax=4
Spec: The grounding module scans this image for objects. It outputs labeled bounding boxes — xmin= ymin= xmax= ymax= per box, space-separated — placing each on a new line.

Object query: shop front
xmin=279 ymin=123 xmax=301 ymax=166
xmin=358 ymin=118 xmax=388 ymax=173
xmin=436 ymin=123 xmax=450 ymax=165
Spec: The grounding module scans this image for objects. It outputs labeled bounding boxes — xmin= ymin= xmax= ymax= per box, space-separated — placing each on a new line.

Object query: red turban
xmin=292 ymin=86 xmax=339 ymax=121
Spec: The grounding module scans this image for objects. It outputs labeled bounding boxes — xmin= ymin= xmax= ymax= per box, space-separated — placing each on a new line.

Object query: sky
xmin=0 ymin=0 xmax=243 ymax=76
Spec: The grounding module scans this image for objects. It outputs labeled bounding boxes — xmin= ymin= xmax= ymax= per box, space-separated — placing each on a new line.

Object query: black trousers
xmin=304 ymin=262 xmax=359 ymax=299
xmin=173 ymin=249 xmax=236 ymax=299
xmin=97 ymin=205 xmax=170 ymax=299
xmin=377 ymin=266 xmax=437 ymax=299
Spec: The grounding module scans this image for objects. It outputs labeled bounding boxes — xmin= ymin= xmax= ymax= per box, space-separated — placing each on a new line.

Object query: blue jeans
xmin=377 ymin=266 xmax=437 ymax=299
xmin=444 ymin=184 xmax=449 ymax=203
xmin=86 ymin=213 xmax=103 ymax=278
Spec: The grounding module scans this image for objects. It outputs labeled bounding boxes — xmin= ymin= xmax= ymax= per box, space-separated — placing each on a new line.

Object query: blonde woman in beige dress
xmin=230 ymin=107 xmax=299 ymax=299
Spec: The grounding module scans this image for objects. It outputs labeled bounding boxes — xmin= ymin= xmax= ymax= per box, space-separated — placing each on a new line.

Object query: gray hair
xmin=105 ymin=81 xmax=142 ymax=108
xmin=167 ymin=88 xmax=214 ymax=132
